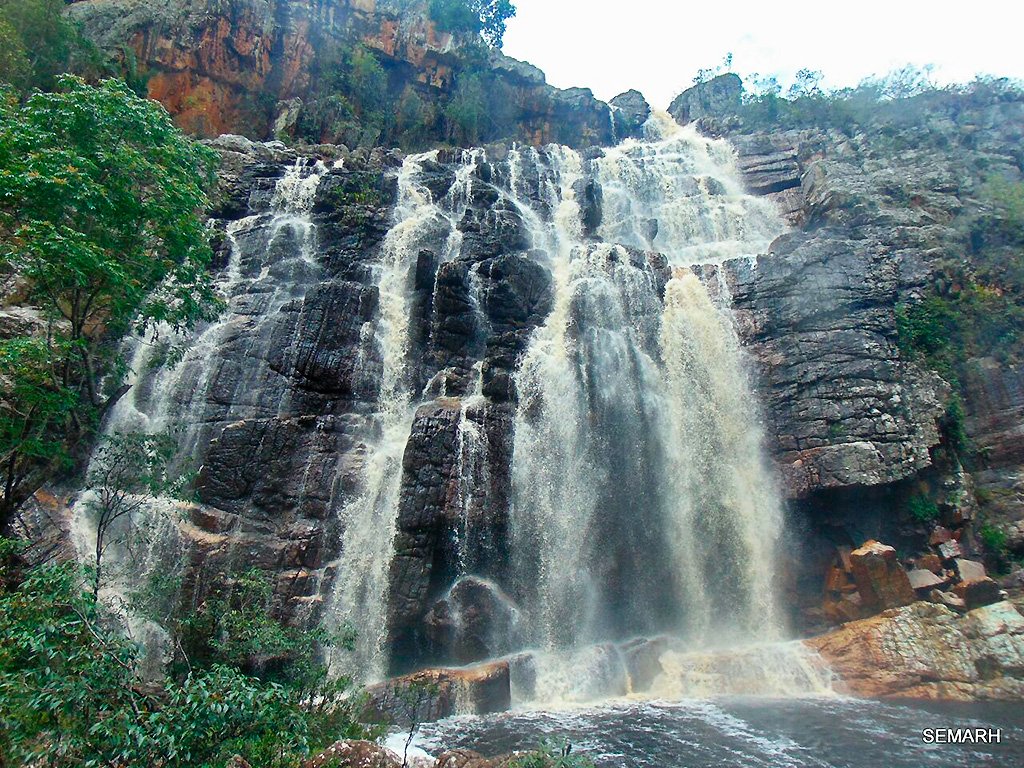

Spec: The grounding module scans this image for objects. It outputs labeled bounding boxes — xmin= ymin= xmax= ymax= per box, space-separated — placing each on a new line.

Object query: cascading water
xmin=318 ymin=115 xmax=827 ymax=696
xmin=72 ymin=112 xmax=830 ymax=699
xmin=497 ymin=115 xmax=823 ymax=703
xmin=71 ymin=156 xmax=332 ymax=611
xmin=324 ymin=149 xmax=486 ymax=680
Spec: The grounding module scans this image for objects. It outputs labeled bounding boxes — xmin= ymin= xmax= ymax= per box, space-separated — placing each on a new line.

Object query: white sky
xmin=501 ymin=0 xmax=1024 ymax=109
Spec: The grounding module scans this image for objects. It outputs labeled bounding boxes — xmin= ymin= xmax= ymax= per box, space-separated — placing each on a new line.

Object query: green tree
xmin=445 ymin=73 xmax=487 ymax=144
xmin=0 ymin=76 xmax=221 ymax=523
xmin=0 ymin=0 xmax=96 ymax=90
xmin=429 ymin=0 xmax=517 ymax=48
xmin=0 ymin=544 xmax=380 ymax=767
xmin=82 ymin=431 xmax=184 ymax=600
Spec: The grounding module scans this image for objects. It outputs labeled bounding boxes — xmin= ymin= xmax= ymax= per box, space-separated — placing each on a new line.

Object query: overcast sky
xmin=501 ymin=0 xmax=1024 ymax=109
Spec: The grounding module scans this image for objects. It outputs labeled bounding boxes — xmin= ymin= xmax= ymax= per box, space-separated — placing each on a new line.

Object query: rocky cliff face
xmin=67 ymin=0 xmax=630 ymax=147
xmin=672 ymin=86 xmax=1024 ymax=630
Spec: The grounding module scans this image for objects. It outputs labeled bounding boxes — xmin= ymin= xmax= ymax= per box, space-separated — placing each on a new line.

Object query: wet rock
xmin=609 ymin=89 xmax=651 ymax=139
xmin=365 ymin=661 xmax=511 ymax=725
xmin=436 ymin=751 xmax=519 ymax=768
xmin=849 ymin=540 xmax=916 ymax=612
xmin=953 ymin=578 xmax=1003 ymax=610
xmin=620 ymin=635 xmax=673 ymax=692
xmin=806 ymin=601 xmax=1024 ymax=700
xmin=423 ymin=576 xmax=522 ymax=664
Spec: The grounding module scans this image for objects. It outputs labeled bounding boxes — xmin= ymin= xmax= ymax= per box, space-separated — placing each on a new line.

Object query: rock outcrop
xmin=67 ymin=0 xmax=621 ymax=147
xmin=303 ymin=740 xmax=403 ymax=768
xmin=365 ymin=661 xmax=511 ymax=724
xmin=806 ymin=600 xmax=1024 ymax=700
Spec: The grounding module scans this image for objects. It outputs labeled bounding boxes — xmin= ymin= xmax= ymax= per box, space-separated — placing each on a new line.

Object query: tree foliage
xmin=82 ymin=431 xmax=185 ymax=599
xmin=429 ymin=0 xmax=516 ymax=48
xmin=0 ymin=544 xmax=379 ymax=767
xmin=0 ymin=76 xmax=220 ymax=523
xmin=0 ymin=0 xmax=102 ymax=91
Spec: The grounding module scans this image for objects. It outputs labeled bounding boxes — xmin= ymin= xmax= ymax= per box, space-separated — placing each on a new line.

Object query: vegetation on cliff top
xmin=429 ymin=0 xmax=516 ymax=49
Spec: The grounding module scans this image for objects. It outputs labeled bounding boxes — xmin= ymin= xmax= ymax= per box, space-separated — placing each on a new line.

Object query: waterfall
xmin=70 ymin=156 xmax=333 ymax=647
xmin=498 ymin=117 xmax=829 ymax=701
xmin=69 ymin=116 xmax=830 ymax=699
xmin=324 ymin=150 xmax=484 ymax=681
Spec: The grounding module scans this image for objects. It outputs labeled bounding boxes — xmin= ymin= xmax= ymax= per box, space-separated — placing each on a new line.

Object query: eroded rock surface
xmin=67 ymin=0 xmax=620 ymax=147
xmin=806 ymin=600 xmax=1024 ymax=700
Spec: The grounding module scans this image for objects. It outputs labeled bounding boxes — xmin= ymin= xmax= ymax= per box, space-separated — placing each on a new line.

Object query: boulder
xmin=930 ymin=526 xmax=954 ymax=546
xmin=436 ymin=751 xmax=520 ymax=768
xmin=365 ymin=661 xmax=511 ymax=725
xmin=849 ymin=540 xmax=916 ymax=612
xmin=806 ymin=601 xmax=1024 ymax=700
xmin=918 ymin=553 xmax=944 ymax=574
xmin=620 ymin=635 xmax=673 ymax=692
xmin=908 ymin=569 xmax=946 ymax=591
xmin=954 ymin=558 xmax=987 ymax=582
xmin=823 ymin=592 xmax=865 ymax=624
xmin=303 ymin=740 xmax=402 ymax=768
xmin=929 ymin=589 xmax=967 ymax=612
xmin=938 ymin=540 xmax=963 ymax=560
xmin=423 ymin=576 xmax=522 ymax=664
xmin=952 ymin=578 xmax=1002 ymax=610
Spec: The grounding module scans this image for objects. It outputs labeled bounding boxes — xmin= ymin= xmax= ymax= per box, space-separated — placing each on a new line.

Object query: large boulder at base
xmin=849 ymin=540 xmax=916 ymax=612
xmin=302 ymin=740 xmax=401 ymax=768
xmin=805 ymin=601 xmax=1024 ymax=700
xmin=423 ymin=576 xmax=523 ymax=665
xmin=365 ymin=661 xmax=511 ymax=725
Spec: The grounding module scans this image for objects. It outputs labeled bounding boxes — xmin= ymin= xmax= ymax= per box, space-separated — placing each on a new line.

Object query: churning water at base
xmin=413 ymin=698 xmax=1024 ymax=768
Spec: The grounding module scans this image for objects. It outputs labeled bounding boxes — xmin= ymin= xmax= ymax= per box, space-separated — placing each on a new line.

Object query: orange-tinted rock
xmin=930 ymin=526 xmax=953 ymax=546
xmin=918 ymin=553 xmax=943 ymax=573
xmin=805 ymin=601 xmax=1024 ymax=700
xmin=69 ymin=0 xmax=621 ymax=147
xmin=365 ymin=661 xmax=511 ymax=725
xmin=823 ymin=592 xmax=864 ymax=624
xmin=849 ymin=540 xmax=915 ymax=612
